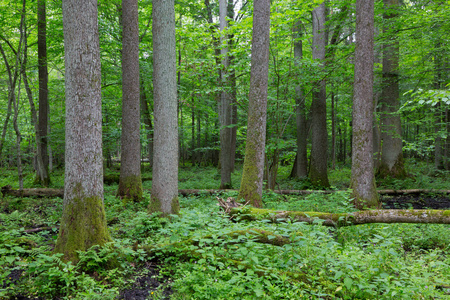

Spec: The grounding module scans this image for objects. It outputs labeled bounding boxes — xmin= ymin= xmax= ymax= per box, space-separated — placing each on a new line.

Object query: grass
xmin=0 ymin=161 xmax=449 ymax=299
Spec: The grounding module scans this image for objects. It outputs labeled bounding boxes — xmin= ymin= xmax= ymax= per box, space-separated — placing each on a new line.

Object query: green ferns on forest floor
xmin=0 ymin=164 xmax=450 ymax=299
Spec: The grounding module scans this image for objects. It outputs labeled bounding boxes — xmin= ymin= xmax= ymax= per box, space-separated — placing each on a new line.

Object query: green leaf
xmin=344 ymin=277 xmax=353 ymax=290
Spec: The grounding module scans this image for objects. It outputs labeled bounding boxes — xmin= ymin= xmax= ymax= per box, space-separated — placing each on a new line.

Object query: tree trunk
xmin=351 ymin=0 xmax=379 ymax=209
xmin=54 ymin=0 xmax=112 ymax=262
xmin=36 ymin=0 xmax=51 ymax=186
xmin=237 ymin=0 xmax=270 ymax=208
xmin=310 ymin=3 xmax=330 ymax=187
xmin=377 ymin=0 xmax=406 ymax=178
xmin=293 ymin=20 xmax=308 ymax=178
xmin=219 ymin=0 xmax=233 ymax=188
xmin=140 ymin=83 xmax=153 ymax=168
xmin=118 ymin=0 xmax=143 ymax=201
xmin=150 ymin=0 xmax=179 ymax=215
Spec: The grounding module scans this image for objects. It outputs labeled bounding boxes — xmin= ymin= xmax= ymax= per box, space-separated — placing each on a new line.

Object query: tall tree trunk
xmin=149 ymin=0 xmax=179 ymax=215
xmin=36 ymin=0 xmax=50 ymax=186
xmin=55 ymin=0 xmax=112 ymax=262
xmin=310 ymin=3 xmax=330 ymax=187
xmin=228 ymin=0 xmax=237 ymax=172
xmin=377 ymin=0 xmax=406 ymax=178
xmin=351 ymin=0 xmax=379 ymax=209
xmin=293 ymin=20 xmax=308 ymax=179
xmin=118 ymin=0 xmax=143 ymax=201
xmin=238 ymin=0 xmax=270 ymax=208
xmin=219 ymin=0 xmax=233 ymax=188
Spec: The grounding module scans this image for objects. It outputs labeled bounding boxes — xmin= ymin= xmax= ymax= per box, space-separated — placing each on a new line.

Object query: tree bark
xmin=238 ymin=0 xmax=270 ymax=208
xmin=377 ymin=0 xmax=406 ymax=178
xmin=36 ymin=0 xmax=51 ymax=186
xmin=351 ymin=0 xmax=379 ymax=209
xmin=310 ymin=3 xmax=330 ymax=187
xmin=150 ymin=0 xmax=180 ymax=215
xmin=54 ymin=0 xmax=112 ymax=262
xmin=118 ymin=0 xmax=143 ymax=201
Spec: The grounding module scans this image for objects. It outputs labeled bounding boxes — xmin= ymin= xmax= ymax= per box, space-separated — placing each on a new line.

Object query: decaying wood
xmin=1 ymin=185 xmax=64 ymax=198
xmin=217 ymin=198 xmax=450 ymax=226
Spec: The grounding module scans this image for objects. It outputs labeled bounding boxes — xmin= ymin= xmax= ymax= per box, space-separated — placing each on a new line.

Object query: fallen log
xmin=218 ymin=198 xmax=450 ymax=226
xmin=1 ymin=185 xmax=64 ymax=198
xmin=3 ymin=186 xmax=450 ymax=199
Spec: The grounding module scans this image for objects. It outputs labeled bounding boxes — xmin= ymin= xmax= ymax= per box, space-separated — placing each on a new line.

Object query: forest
xmin=1 ymin=0 xmax=450 ymax=299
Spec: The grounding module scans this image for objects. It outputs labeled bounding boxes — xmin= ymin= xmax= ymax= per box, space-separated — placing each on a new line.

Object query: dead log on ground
xmin=217 ymin=198 xmax=450 ymax=226
xmin=1 ymin=185 xmax=64 ymax=198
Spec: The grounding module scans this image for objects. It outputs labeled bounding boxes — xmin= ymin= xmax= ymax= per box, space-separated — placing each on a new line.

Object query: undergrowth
xmin=0 ymin=162 xmax=449 ymax=299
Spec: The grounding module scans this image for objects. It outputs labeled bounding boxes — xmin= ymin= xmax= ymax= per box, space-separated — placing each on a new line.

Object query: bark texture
xmin=118 ymin=0 xmax=143 ymax=201
xmin=237 ymin=0 xmax=270 ymax=208
xmin=55 ymin=0 xmax=112 ymax=262
xmin=310 ymin=3 xmax=330 ymax=187
xmin=378 ymin=0 xmax=406 ymax=178
xmin=351 ymin=0 xmax=379 ymax=209
xmin=150 ymin=0 xmax=179 ymax=215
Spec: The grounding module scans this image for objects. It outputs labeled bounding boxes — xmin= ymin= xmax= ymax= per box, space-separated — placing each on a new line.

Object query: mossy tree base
xmin=148 ymin=195 xmax=180 ymax=217
xmin=117 ymin=174 xmax=143 ymax=203
xmin=54 ymin=195 xmax=112 ymax=262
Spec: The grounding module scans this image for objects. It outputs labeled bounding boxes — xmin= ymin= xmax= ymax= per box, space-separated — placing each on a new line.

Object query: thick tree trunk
xmin=351 ymin=0 xmax=379 ymax=209
xmin=310 ymin=3 xmax=330 ymax=187
xmin=377 ymin=0 xmax=406 ymax=178
xmin=118 ymin=0 xmax=143 ymax=201
xmin=150 ymin=0 xmax=179 ymax=215
xmin=36 ymin=0 xmax=50 ymax=186
xmin=293 ymin=20 xmax=308 ymax=178
xmin=238 ymin=0 xmax=270 ymax=208
xmin=55 ymin=0 xmax=112 ymax=262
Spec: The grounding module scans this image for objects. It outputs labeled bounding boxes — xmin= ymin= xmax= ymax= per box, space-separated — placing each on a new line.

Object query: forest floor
xmin=1 ymin=162 xmax=450 ymax=299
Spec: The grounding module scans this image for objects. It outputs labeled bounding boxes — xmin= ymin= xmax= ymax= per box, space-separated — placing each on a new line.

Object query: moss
xmin=54 ymin=194 xmax=112 ymax=262
xmin=149 ymin=195 xmax=179 ymax=216
xmin=376 ymin=154 xmax=407 ymax=179
xmin=148 ymin=196 xmax=162 ymax=214
xmin=117 ymin=174 xmax=143 ymax=203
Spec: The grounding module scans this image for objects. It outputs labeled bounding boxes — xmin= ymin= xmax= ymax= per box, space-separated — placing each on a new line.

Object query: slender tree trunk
xmin=293 ymin=20 xmax=308 ymax=178
xmin=140 ymin=83 xmax=153 ymax=168
xmin=238 ymin=0 xmax=270 ymax=208
xmin=377 ymin=0 xmax=406 ymax=178
xmin=228 ymin=0 xmax=237 ymax=172
xmin=55 ymin=0 xmax=112 ymax=262
xmin=351 ymin=0 xmax=379 ymax=209
xmin=149 ymin=0 xmax=179 ymax=215
xmin=219 ymin=0 xmax=233 ymax=188
xmin=310 ymin=3 xmax=330 ymax=187
xmin=118 ymin=0 xmax=143 ymax=201
xmin=36 ymin=0 xmax=50 ymax=186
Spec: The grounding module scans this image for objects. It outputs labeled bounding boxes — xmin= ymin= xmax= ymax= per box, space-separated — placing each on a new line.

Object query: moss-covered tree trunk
xmin=237 ymin=0 xmax=270 ymax=208
xmin=149 ymin=0 xmax=179 ymax=215
xmin=377 ymin=0 xmax=406 ymax=179
xmin=54 ymin=0 xmax=112 ymax=262
xmin=310 ymin=3 xmax=330 ymax=188
xmin=118 ymin=0 xmax=143 ymax=202
xmin=351 ymin=0 xmax=379 ymax=209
